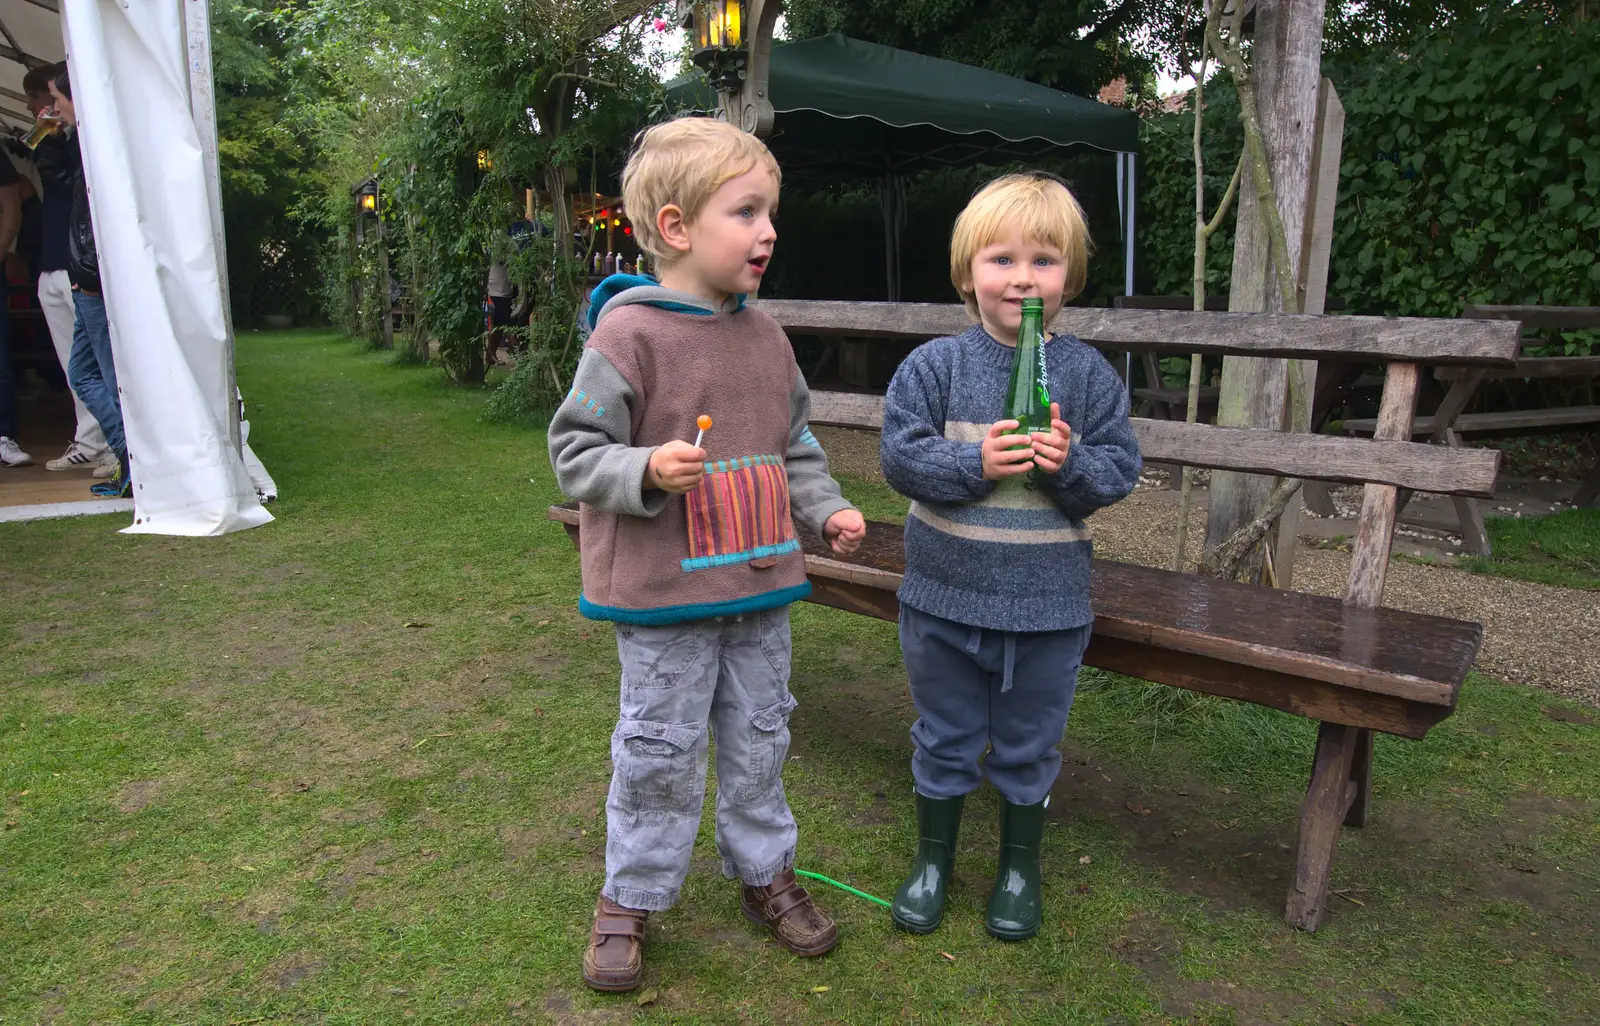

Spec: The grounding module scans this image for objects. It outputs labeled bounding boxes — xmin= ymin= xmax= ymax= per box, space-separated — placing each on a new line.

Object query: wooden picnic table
xmin=1344 ymin=306 xmax=1600 ymax=552
xmin=551 ymin=299 xmax=1521 ymax=932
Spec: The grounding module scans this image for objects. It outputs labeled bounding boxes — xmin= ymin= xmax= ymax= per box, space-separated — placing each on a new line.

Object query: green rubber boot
xmin=890 ymin=792 xmax=965 ymax=934
xmin=986 ymin=798 xmax=1048 ymax=941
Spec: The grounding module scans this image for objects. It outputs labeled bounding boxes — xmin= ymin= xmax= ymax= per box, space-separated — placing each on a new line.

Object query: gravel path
xmin=816 ymin=426 xmax=1600 ymax=708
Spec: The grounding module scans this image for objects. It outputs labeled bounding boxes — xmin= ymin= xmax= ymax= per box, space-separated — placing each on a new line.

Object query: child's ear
xmin=656 ymin=204 xmax=693 ymax=254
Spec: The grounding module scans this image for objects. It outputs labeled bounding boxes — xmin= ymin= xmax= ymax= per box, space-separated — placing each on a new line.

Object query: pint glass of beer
xmin=24 ymin=115 xmax=60 ymax=150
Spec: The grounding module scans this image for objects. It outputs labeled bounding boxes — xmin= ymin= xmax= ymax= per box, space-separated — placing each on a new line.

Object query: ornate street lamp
xmin=680 ymin=0 xmax=780 ymax=136
xmin=687 ymin=0 xmax=747 ymax=91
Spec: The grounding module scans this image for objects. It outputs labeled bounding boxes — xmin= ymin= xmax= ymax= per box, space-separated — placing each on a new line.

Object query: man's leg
xmin=0 ymin=297 xmax=19 ymax=442
xmin=0 ymin=299 xmax=29 ymax=466
xmin=39 ymin=271 xmax=105 ymax=455
xmin=67 ymin=290 xmax=123 ymax=457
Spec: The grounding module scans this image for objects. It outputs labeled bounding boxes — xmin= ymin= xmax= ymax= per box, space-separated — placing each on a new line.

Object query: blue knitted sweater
xmin=879 ymin=324 xmax=1142 ymax=632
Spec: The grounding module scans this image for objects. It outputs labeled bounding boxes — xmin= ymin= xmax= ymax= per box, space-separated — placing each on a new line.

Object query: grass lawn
xmin=3 ymin=330 xmax=1598 ymax=1025
xmin=1455 ymin=507 xmax=1600 ymax=592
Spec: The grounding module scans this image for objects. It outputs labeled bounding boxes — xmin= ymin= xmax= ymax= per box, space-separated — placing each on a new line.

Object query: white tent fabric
xmin=2 ymin=1 xmax=272 ymax=535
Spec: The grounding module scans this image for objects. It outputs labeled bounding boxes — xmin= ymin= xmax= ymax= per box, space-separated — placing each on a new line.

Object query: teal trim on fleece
xmin=680 ymin=538 xmax=803 ymax=572
xmin=579 ymin=581 xmax=813 ymax=625
xmin=586 ymin=272 xmax=747 ymax=330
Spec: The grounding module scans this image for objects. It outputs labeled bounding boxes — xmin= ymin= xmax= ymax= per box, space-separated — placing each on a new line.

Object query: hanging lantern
xmin=354 ymin=178 xmax=379 ymax=215
xmin=693 ymin=0 xmax=743 ymax=51
xmin=476 ymin=150 xmax=493 ymax=171
xmin=688 ymin=0 xmax=748 ymax=92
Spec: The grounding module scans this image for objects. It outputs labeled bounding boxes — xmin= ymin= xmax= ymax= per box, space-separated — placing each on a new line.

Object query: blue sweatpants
xmin=899 ymin=603 xmax=1092 ymax=805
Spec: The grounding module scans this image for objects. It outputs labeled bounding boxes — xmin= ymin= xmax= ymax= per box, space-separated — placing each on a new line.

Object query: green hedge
xmin=1136 ymin=11 xmax=1600 ymax=354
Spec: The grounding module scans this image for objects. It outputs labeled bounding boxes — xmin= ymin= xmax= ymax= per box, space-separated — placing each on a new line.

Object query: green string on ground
xmin=796 ymin=869 xmax=892 ymax=909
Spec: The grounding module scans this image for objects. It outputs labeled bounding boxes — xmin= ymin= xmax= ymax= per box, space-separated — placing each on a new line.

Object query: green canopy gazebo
xmin=667 ymin=33 xmax=1141 ymax=301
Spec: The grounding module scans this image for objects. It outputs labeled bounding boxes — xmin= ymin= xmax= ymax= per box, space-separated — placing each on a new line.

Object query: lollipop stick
xmin=693 ymin=428 xmax=705 ymax=447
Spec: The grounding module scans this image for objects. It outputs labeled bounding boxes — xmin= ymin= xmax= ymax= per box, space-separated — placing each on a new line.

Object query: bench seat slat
xmin=808 ymin=394 xmax=1500 ymax=497
xmin=547 ymin=504 xmax=1478 ymax=724
xmin=755 ymin=300 xmax=1523 ymax=366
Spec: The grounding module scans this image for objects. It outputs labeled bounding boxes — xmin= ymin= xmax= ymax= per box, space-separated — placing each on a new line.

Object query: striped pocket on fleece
xmin=682 ymin=455 xmax=799 ymax=572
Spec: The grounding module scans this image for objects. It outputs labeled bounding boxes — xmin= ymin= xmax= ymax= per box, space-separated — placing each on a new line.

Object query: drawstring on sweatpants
xmin=966 ymin=625 xmax=1019 ymax=693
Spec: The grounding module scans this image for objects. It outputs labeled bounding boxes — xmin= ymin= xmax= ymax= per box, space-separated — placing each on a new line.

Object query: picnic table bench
xmin=1344 ymin=306 xmax=1600 ymax=552
xmin=548 ymin=299 xmax=1521 ymax=931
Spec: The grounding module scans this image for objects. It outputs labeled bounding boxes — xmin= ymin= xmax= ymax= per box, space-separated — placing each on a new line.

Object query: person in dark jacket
xmin=49 ymin=64 xmax=128 ymax=497
xmin=27 ymin=62 xmax=112 ymax=476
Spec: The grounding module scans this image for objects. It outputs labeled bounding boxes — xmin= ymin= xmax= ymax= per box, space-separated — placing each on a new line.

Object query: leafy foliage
xmin=212 ymin=0 xmax=325 ymax=325
xmin=1136 ymin=8 xmax=1600 ymax=353
xmin=261 ymin=0 xmax=665 ymax=399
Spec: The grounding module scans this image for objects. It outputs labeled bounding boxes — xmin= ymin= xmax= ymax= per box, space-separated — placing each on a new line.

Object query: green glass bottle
xmin=1003 ymin=297 xmax=1052 ymax=439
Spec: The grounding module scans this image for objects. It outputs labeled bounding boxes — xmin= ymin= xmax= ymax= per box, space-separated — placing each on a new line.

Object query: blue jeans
xmin=900 ymin=604 xmax=1092 ymax=805
xmin=0 ymin=298 xmax=15 ymax=439
xmin=603 ymin=609 xmax=800 ymax=912
xmin=68 ymin=290 xmax=124 ymax=456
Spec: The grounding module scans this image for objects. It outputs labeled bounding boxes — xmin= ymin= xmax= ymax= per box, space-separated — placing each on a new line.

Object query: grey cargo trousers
xmin=602 ymin=607 xmax=799 ymax=912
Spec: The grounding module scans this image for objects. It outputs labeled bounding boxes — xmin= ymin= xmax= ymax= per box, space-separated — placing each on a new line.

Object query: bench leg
xmin=1345 ymin=728 xmax=1374 ymax=828
xmin=1440 ymin=429 xmax=1491 ymax=556
xmin=1574 ymin=460 xmax=1600 ymax=508
xmin=1302 ymin=481 xmax=1337 ymax=517
xmin=1452 ymin=497 xmax=1491 ymax=556
xmin=1286 ymin=721 xmax=1362 ymax=931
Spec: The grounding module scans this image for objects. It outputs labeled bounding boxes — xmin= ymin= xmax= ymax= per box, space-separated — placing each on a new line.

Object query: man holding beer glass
xmin=24 ymin=63 xmax=114 ymax=478
xmin=42 ymin=65 xmax=129 ymax=497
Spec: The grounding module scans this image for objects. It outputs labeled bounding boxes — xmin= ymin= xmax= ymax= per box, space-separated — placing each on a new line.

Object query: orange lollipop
xmin=694 ymin=414 xmax=712 ymax=448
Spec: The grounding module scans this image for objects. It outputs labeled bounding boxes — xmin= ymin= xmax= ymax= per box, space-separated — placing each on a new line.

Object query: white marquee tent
xmin=1 ymin=0 xmax=271 ymax=535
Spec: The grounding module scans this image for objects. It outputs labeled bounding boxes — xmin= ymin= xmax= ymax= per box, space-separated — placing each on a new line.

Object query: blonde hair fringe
xmin=621 ymin=117 xmax=781 ymax=264
xmin=949 ymin=174 xmax=1092 ymax=317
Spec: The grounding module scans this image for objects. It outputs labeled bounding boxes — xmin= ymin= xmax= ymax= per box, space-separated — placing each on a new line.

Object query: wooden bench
xmin=549 ymin=300 xmax=1521 ymax=931
xmin=1344 ymin=306 xmax=1600 ymax=551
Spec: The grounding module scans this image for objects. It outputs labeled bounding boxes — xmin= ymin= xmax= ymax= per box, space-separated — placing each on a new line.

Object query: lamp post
xmin=351 ymin=177 xmax=393 ymax=350
xmin=679 ymin=0 xmax=782 ymax=137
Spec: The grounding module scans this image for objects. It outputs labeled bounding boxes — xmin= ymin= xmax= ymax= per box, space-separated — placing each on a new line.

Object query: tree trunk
xmin=1203 ymin=0 xmax=1327 ymax=581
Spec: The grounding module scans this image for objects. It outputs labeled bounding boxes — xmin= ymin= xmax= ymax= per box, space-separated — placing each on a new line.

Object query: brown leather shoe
xmin=582 ymin=896 xmax=648 ymax=992
xmin=740 ymin=869 xmax=839 ymax=957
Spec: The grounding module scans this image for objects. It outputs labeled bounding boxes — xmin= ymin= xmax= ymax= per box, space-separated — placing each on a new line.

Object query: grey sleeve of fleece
xmin=547 ymin=348 xmax=666 ymax=518
xmin=785 ymin=369 xmax=856 ymax=538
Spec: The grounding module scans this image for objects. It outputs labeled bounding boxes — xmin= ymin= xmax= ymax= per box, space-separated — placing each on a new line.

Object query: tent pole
xmin=1124 ymin=152 xmax=1136 ymax=298
xmin=180 ymin=0 xmax=242 ymax=457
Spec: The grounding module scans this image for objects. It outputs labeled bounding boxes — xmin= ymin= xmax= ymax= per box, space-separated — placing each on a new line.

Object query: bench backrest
xmin=754 ymin=299 xmax=1524 ymax=610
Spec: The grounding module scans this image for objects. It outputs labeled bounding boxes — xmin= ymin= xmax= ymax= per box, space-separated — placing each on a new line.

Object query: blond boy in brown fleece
xmin=548 ymin=117 xmax=865 ymax=992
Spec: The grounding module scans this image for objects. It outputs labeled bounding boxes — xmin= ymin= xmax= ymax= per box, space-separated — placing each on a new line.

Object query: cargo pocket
xmin=729 ymin=694 xmax=798 ymax=805
xmin=613 ymin=719 xmax=702 ymax=813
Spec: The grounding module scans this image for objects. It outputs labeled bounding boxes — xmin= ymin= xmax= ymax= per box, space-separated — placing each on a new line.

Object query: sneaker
xmin=93 ymin=454 xmax=119 ymax=479
xmin=90 ymin=454 xmax=132 ymax=498
xmin=0 ymin=436 xmax=32 ymax=467
xmin=46 ymin=442 xmax=102 ymax=472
